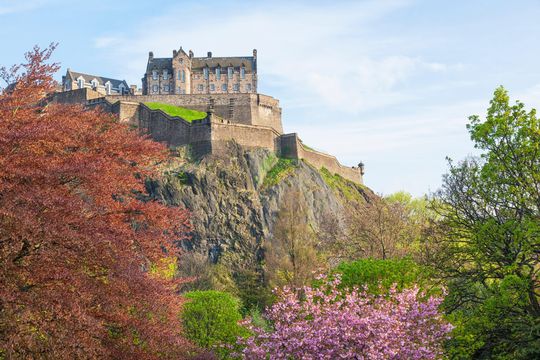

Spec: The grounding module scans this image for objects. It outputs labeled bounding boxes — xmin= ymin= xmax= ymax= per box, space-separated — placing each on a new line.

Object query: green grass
xmin=263 ymin=158 xmax=297 ymax=188
xmin=319 ymin=167 xmax=364 ymax=201
xmin=144 ymin=102 xmax=207 ymax=122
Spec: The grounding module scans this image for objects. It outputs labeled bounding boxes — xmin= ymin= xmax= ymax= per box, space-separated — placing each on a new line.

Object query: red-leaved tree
xmin=0 ymin=45 xmax=194 ymax=359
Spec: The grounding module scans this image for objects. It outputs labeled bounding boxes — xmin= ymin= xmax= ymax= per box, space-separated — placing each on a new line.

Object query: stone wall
xmin=50 ymin=88 xmax=102 ymax=104
xmin=104 ymin=93 xmax=282 ymax=133
xmin=280 ymin=133 xmax=363 ymax=184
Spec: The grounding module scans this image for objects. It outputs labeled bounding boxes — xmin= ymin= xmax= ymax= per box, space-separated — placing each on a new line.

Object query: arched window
xmin=216 ymin=67 xmax=221 ymax=79
xmin=241 ymin=66 xmax=245 ymax=79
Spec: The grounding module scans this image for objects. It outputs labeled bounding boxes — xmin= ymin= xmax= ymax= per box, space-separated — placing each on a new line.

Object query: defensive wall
xmin=104 ymin=93 xmax=283 ymax=133
xmin=49 ymin=89 xmax=363 ymax=184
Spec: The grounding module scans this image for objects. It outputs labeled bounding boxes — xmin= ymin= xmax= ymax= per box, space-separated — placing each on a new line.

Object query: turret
xmin=149 ymin=51 xmax=154 ymax=60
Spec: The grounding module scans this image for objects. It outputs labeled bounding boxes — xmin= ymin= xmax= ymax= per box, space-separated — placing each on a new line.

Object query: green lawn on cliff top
xmin=144 ymin=102 xmax=207 ymax=122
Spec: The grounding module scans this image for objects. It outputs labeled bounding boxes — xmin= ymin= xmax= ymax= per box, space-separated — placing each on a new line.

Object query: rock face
xmin=147 ymin=143 xmax=372 ymax=266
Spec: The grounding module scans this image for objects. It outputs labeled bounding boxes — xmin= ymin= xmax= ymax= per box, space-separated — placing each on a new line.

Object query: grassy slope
xmin=145 ymin=102 xmax=207 ymax=122
xmin=319 ymin=167 xmax=365 ymax=201
xmin=262 ymin=158 xmax=298 ymax=188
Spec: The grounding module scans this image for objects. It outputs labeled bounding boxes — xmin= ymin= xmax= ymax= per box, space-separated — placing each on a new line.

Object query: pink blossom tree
xmin=238 ymin=276 xmax=452 ymax=359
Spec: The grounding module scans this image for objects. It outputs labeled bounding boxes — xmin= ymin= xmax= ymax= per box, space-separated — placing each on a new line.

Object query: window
xmin=181 ymin=70 xmax=186 ymax=83
xmin=241 ymin=66 xmax=245 ymax=79
xmin=163 ymin=70 xmax=169 ymax=80
xmin=221 ymin=84 xmax=227 ymax=92
xmin=216 ymin=67 xmax=221 ymax=79
xmin=164 ymin=85 xmax=170 ymax=92
xmin=91 ymin=79 xmax=98 ymax=89
xmin=105 ymin=82 xmax=112 ymax=95
xmin=233 ymin=84 xmax=239 ymax=91
xmin=203 ymin=67 xmax=209 ymax=80
xmin=77 ymin=78 xmax=85 ymax=89
xmin=227 ymin=67 xmax=233 ymax=79
xmin=119 ymin=84 xmax=125 ymax=94
xmin=152 ymin=85 xmax=158 ymax=93
xmin=152 ymin=70 xmax=158 ymax=80
xmin=246 ymin=83 xmax=252 ymax=92
xmin=210 ymin=84 xmax=215 ymax=91
xmin=198 ymin=84 xmax=204 ymax=92
xmin=177 ymin=70 xmax=181 ymax=80
xmin=65 ymin=82 xmax=70 ymax=91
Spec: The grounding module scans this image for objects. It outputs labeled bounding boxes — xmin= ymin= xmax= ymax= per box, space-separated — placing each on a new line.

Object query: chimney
xmin=207 ymin=51 xmax=212 ymax=58
xmin=189 ymin=50 xmax=194 ymax=58
xmin=173 ymin=49 xmax=178 ymax=57
xmin=253 ymin=49 xmax=257 ymax=58
xmin=149 ymin=51 xmax=154 ymax=59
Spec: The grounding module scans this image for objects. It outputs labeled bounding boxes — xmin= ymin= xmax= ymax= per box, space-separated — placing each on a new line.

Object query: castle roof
xmin=146 ymin=55 xmax=256 ymax=72
xmin=66 ymin=69 xmax=128 ymax=89
xmin=192 ymin=56 xmax=255 ymax=71
xmin=145 ymin=58 xmax=172 ymax=73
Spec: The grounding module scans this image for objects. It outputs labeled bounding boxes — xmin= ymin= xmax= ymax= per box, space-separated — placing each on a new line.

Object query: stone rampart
xmin=280 ymin=133 xmax=363 ymax=184
xmin=105 ymin=93 xmax=283 ymax=133
xmin=50 ymin=89 xmax=361 ymax=184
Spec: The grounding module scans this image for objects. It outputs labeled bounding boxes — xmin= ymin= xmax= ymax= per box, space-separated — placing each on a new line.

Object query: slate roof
xmin=66 ymin=69 xmax=128 ymax=89
xmin=145 ymin=58 xmax=173 ymax=73
xmin=192 ymin=56 xmax=255 ymax=71
xmin=145 ymin=55 xmax=256 ymax=72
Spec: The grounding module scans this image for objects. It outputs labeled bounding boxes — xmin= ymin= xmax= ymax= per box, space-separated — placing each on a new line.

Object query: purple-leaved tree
xmin=238 ymin=276 xmax=452 ymax=359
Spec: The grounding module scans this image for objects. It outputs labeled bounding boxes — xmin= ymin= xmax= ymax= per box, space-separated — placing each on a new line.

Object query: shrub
xmin=181 ymin=291 xmax=249 ymax=358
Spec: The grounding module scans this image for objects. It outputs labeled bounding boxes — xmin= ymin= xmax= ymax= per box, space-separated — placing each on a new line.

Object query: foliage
xmin=238 ymin=275 xmax=452 ymax=359
xmin=0 ymin=46 xmax=193 ymax=359
xmin=333 ymin=258 xmax=434 ymax=295
xmin=144 ymin=102 xmax=207 ymax=122
xmin=265 ymin=191 xmax=324 ymax=290
xmin=181 ymin=291 xmax=249 ymax=358
xmin=262 ymin=158 xmax=297 ymax=188
xmin=319 ymin=167 xmax=365 ymax=201
xmin=431 ymin=87 xmax=540 ymax=359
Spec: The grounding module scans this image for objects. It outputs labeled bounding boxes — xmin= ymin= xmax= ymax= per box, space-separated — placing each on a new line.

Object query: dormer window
xmin=91 ymin=79 xmax=98 ymax=89
xmin=227 ymin=67 xmax=233 ymax=79
xmin=105 ymin=81 xmax=112 ymax=95
xmin=163 ymin=70 xmax=169 ymax=80
xmin=203 ymin=67 xmax=209 ymax=80
xmin=241 ymin=66 xmax=245 ymax=79
xmin=152 ymin=70 xmax=158 ymax=80
xmin=119 ymin=84 xmax=125 ymax=94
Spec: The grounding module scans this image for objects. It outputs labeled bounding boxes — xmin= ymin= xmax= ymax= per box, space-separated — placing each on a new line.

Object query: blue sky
xmin=2 ymin=0 xmax=540 ymax=195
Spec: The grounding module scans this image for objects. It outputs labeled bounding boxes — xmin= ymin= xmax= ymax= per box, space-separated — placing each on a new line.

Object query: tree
xmin=264 ymin=191 xmax=323 ymax=290
xmin=342 ymin=193 xmax=428 ymax=260
xmin=181 ymin=291 xmax=249 ymax=359
xmin=432 ymin=87 xmax=540 ymax=359
xmin=238 ymin=275 xmax=452 ymax=359
xmin=0 ymin=45 xmax=193 ymax=359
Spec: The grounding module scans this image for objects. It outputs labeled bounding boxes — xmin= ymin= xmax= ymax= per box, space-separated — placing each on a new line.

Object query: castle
xmin=53 ymin=47 xmax=364 ymax=184
xmin=142 ymin=48 xmax=257 ymax=95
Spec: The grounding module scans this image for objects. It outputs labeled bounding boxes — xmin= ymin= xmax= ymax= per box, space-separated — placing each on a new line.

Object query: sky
xmin=1 ymin=0 xmax=540 ymax=196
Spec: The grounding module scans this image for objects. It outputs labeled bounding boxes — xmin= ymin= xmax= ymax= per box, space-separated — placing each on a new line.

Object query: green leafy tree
xmin=181 ymin=291 xmax=249 ymax=359
xmin=432 ymin=87 xmax=540 ymax=359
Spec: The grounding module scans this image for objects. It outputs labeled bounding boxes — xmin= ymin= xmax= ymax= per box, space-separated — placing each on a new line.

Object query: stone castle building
xmin=62 ymin=69 xmax=131 ymax=95
xmin=142 ymin=48 xmax=257 ymax=95
xmin=52 ymin=47 xmax=364 ymax=184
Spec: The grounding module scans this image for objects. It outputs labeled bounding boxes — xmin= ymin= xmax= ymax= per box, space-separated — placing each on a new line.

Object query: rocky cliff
xmin=146 ymin=143 xmax=372 ymax=300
